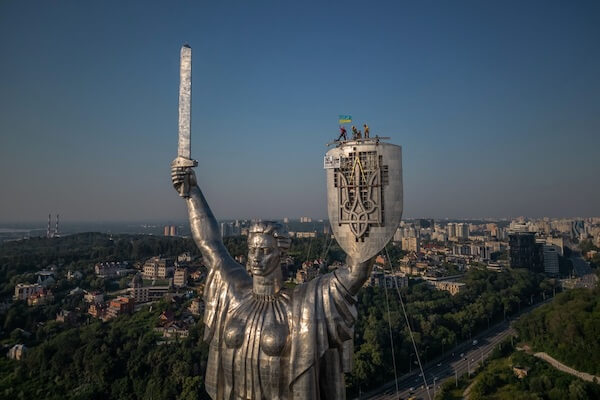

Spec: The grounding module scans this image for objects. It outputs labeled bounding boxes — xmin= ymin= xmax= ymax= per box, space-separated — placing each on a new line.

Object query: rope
xmin=304 ymin=234 xmax=313 ymax=264
xmin=320 ymin=233 xmax=334 ymax=261
xmin=385 ymin=245 xmax=432 ymax=400
xmin=382 ymin=274 xmax=400 ymax=397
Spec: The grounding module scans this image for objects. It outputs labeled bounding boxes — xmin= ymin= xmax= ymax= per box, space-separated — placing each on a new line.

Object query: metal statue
xmin=171 ymin=45 xmax=403 ymax=399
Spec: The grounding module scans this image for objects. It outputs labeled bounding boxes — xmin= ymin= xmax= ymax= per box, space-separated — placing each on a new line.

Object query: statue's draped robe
xmin=203 ymin=260 xmax=356 ymax=400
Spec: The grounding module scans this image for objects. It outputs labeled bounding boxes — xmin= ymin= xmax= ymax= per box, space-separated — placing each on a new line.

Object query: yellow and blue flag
xmin=338 ymin=115 xmax=352 ymax=124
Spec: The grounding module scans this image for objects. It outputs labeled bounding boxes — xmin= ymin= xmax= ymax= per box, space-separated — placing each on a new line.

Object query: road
xmin=569 ymin=252 xmax=598 ymax=289
xmin=364 ymin=298 xmax=553 ymax=400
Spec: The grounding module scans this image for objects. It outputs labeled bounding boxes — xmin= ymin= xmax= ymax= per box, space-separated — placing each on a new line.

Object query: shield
xmin=325 ymin=141 xmax=403 ymax=263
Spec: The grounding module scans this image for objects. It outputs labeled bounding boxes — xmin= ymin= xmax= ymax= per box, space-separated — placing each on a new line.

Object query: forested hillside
xmin=515 ymin=287 xmax=600 ymax=376
xmin=0 ymin=233 xmax=559 ymax=398
xmin=0 ymin=304 xmax=209 ymax=400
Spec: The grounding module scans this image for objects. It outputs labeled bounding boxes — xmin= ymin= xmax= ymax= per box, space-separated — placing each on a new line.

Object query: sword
xmin=172 ymin=44 xmax=198 ymax=197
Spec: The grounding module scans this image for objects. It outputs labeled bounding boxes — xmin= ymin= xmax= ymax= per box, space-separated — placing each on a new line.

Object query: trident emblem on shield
xmin=325 ymin=139 xmax=403 ymax=263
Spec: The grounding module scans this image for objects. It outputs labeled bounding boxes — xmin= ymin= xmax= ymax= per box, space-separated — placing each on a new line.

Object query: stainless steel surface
xmin=170 ymin=140 xmax=402 ymax=398
xmin=173 ymin=44 xmax=197 ymax=197
xmin=325 ymin=140 xmax=403 ymax=263
xmin=171 ymin=47 xmax=404 ymax=399
xmin=172 ymin=167 xmax=375 ymax=399
xmin=178 ymin=44 xmax=192 ymax=160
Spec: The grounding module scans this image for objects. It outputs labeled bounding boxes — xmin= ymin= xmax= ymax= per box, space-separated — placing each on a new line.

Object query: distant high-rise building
xmin=544 ymin=237 xmax=564 ymax=256
xmin=447 ymin=223 xmax=456 ymax=238
xmin=300 ymin=217 xmax=312 ymax=223
xmin=487 ymin=223 xmax=499 ymax=237
xmin=401 ymin=237 xmax=420 ymax=253
xmin=456 ymin=223 xmax=469 ymax=240
xmin=571 ymin=220 xmax=585 ymax=240
xmin=432 ymin=231 xmax=447 ymax=242
xmin=46 ymin=213 xmax=60 ymax=238
xmin=393 ymin=228 xmax=403 ymax=242
xmin=232 ymin=221 xmax=241 ymax=236
xmin=508 ymin=232 xmax=543 ymax=272
xmin=496 ymin=227 xmax=506 ymax=240
xmin=163 ymin=225 xmax=177 ymax=236
xmin=220 ymin=222 xmax=230 ymax=237
xmin=543 ymin=245 xmax=559 ymax=276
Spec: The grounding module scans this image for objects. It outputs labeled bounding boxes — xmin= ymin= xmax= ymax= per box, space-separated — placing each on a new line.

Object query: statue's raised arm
xmin=171 ymin=166 xmax=248 ymax=285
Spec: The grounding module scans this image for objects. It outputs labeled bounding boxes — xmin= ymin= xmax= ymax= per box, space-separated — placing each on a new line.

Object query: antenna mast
xmin=55 ymin=214 xmax=59 ymax=237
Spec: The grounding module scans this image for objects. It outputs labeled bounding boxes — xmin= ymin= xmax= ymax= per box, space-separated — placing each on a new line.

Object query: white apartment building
xmin=173 ymin=268 xmax=188 ymax=288
xmin=143 ymin=257 xmax=173 ymax=279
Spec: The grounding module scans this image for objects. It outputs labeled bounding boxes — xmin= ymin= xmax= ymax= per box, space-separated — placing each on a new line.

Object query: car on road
xmin=437 ymin=362 xmax=442 ymax=367
xmin=472 ymin=339 xmax=478 ymax=345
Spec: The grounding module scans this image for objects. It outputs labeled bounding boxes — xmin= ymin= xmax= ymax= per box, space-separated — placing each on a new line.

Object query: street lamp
xmin=433 ymin=377 xmax=438 ymax=395
xmin=476 ymin=345 xmax=483 ymax=366
xmin=455 ymin=369 xmax=458 ymax=387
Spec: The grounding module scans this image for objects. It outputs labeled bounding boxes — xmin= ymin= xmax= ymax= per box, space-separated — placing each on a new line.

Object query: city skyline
xmin=1 ymin=1 xmax=599 ymax=222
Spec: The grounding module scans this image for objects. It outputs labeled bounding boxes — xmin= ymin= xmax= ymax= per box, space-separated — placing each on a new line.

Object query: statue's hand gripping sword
xmin=172 ymin=44 xmax=198 ymax=198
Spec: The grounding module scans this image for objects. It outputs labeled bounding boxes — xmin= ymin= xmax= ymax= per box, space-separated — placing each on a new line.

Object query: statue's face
xmin=247 ymin=233 xmax=281 ymax=276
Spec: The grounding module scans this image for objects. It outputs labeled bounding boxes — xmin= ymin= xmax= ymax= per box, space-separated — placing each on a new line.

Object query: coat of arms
xmin=325 ymin=140 xmax=403 ymax=263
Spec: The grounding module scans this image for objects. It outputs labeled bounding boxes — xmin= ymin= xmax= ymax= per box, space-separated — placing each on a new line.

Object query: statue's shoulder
xmin=289 ymin=273 xmax=336 ymax=300
xmin=206 ymin=258 xmax=251 ymax=301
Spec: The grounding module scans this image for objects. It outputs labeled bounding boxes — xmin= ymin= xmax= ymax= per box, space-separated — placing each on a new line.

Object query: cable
xmin=385 ymin=245 xmax=432 ymax=400
xmin=382 ymin=275 xmax=400 ymax=397
xmin=320 ymin=234 xmax=334 ymax=261
xmin=304 ymin=234 xmax=314 ymax=264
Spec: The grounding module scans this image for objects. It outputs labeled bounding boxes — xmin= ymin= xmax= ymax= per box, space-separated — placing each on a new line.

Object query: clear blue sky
xmin=1 ymin=0 xmax=599 ymax=223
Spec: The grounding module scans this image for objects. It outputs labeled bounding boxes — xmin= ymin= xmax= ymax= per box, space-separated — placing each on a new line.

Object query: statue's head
xmin=247 ymin=221 xmax=291 ymax=277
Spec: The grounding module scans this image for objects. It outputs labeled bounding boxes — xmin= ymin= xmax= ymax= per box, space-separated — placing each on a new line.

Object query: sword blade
xmin=178 ymin=44 xmax=192 ymax=159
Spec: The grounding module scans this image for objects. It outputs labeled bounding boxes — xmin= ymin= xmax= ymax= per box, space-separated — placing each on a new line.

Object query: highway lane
xmin=370 ymin=323 xmax=516 ymax=400
xmin=363 ymin=298 xmax=553 ymax=400
xmin=570 ymin=252 xmax=598 ymax=289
